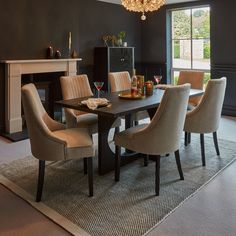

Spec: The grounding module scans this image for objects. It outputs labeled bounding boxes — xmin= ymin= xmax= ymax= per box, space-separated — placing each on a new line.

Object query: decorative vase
xmin=71 ymin=50 xmax=78 ymax=58
xmin=117 ymin=38 xmax=122 ymax=47
xmin=46 ymin=46 xmax=54 ymax=59
xmin=55 ymin=50 xmax=61 ymax=59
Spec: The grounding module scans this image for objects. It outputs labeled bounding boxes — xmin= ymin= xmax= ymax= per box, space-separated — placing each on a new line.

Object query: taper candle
xmin=69 ymin=32 xmax=72 ymax=51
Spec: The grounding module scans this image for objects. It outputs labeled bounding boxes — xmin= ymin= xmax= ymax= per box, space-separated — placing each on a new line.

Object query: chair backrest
xmin=60 ymin=74 xmax=93 ymax=118
xmin=22 ymin=83 xmax=66 ymax=161
xmin=60 ymin=74 xmax=93 ymax=99
xmin=185 ymin=77 xmax=227 ymax=133
xmin=178 ymin=70 xmax=204 ymax=105
xmin=140 ymin=84 xmax=190 ymax=155
xmin=108 ymin=71 xmax=131 ymax=92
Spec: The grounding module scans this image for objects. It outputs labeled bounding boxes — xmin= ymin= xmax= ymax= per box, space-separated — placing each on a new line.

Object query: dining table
xmin=56 ymin=88 xmax=204 ymax=175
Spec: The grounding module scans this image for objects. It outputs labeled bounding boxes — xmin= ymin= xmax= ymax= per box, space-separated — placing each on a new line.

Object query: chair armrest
xmin=43 ymin=113 xmax=66 ymax=131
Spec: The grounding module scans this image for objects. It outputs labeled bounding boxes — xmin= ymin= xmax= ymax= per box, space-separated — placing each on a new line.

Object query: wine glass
xmin=94 ymin=81 xmax=104 ymax=98
xmin=154 ymin=75 xmax=162 ymax=86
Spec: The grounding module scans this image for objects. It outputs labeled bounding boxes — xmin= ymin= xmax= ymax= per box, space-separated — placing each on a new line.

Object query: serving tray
xmin=118 ymin=93 xmax=145 ymax=100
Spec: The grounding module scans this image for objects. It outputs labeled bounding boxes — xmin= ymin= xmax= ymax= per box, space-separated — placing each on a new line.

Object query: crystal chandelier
xmin=121 ymin=0 xmax=165 ymax=20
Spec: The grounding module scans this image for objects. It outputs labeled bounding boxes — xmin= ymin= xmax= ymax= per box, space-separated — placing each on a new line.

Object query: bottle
xmin=137 ymin=75 xmax=145 ymax=96
xmin=131 ymin=69 xmax=138 ymax=97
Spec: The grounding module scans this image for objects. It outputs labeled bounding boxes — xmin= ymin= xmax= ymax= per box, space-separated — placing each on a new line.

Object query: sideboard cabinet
xmin=94 ymin=47 xmax=134 ymax=91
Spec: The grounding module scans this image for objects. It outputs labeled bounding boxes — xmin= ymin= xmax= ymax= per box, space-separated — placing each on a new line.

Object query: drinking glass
xmin=154 ymin=75 xmax=162 ymax=85
xmin=94 ymin=81 xmax=104 ymax=98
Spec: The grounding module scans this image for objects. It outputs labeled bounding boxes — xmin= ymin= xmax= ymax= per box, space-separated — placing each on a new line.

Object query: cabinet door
xmin=109 ymin=48 xmax=134 ymax=74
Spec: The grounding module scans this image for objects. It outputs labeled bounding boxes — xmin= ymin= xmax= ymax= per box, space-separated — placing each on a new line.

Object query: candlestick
xmin=68 ymin=32 xmax=72 ymax=57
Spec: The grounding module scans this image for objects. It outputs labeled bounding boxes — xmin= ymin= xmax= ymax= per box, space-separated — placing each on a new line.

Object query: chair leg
xmin=184 ymin=132 xmax=188 ymax=146
xmin=115 ymin=145 xmax=121 ymax=182
xmin=83 ymin=158 xmax=87 ymax=175
xmin=144 ymin=155 xmax=149 ymax=167
xmin=213 ymin=132 xmax=220 ymax=156
xmin=134 ymin=120 xmax=139 ymax=126
xmin=200 ymin=134 xmax=206 ymax=166
xmin=115 ymin=126 xmax=120 ymax=134
xmin=155 ymin=155 xmax=161 ymax=196
xmin=36 ymin=160 xmax=45 ymax=202
xmin=188 ymin=132 xmax=191 ymax=144
xmin=87 ymin=157 xmax=93 ymax=197
xmin=174 ymin=150 xmax=184 ymax=180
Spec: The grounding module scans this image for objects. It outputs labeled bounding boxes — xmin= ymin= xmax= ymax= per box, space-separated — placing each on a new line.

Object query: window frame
xmin=170 ymin=5 xmax=211 ymax=83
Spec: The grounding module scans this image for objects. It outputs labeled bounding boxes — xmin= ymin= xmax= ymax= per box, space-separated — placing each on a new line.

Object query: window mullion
xmin=190 ymin=8 xmax=193 ymax=69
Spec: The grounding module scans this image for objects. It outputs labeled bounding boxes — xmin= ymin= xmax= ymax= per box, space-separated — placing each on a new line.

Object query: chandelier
xmin=121 ymin=0 xmax=165 ymax=20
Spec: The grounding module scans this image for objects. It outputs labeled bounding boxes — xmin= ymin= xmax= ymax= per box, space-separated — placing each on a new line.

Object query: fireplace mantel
xmin=2 ymin=58 xmax=82 ymax=134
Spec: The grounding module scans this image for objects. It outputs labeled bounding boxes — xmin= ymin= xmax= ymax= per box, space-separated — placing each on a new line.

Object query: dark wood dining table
xmin=56 ymin=88 xmax=204 ymax=175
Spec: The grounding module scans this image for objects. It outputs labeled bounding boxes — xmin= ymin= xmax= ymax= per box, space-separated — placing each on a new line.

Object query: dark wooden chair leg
xmin=134 ymin=120 xmax=139 ymax=126
xmin=213 ymin=131 xmax=220 ymax=155
xmin=174 ymin=150 xmax=184 ymax=180
xmin=185 ymin=132 xmax=188 ymax=146
xmin=188 ymin=132 xmax=191 ymax=144
xmin=144 ymin=155 xmax=149 ymax=167
xmin=115 ymin=145 xmax=121 ymax=182
xmin=36 ymin=160 xmax=45 ymax=202
xmin=200 ymin=134 xmax=206 ymax=166
xmin=83 ymin=158 xmax=87 ymax=175
xmin=87 ymin=157 xmax=93 ymax=197
xmin=115 ymin=126 xmax=120 ymax=134
xmin=155 ymin=155 xmax=161 ymax=196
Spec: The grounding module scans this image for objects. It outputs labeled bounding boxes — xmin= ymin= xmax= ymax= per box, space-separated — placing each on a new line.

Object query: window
xmin=171 ymin=7 xmax=210 ymax=85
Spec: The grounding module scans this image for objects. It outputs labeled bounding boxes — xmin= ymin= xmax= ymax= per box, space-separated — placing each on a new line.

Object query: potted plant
xmin=117 ymin=31 xmax=126 ymax=46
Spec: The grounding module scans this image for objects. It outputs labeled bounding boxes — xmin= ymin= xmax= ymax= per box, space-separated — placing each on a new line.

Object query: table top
xmin=56 ymin=88 xmax=204 ymax=118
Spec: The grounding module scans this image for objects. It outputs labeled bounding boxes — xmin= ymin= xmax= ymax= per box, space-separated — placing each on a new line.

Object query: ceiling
xmin=98 ymin=0 xmax=199 ymax=5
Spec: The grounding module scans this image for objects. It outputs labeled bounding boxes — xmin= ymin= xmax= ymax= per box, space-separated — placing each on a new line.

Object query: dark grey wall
xmin=0 ymin=0 xmax=141 ymax=132
xmin=0 ymin=0 xmax=141 ymax=62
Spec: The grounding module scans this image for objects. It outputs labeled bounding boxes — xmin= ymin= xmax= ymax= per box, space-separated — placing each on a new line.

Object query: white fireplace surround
xmin=2 ymin=58 xmax=82 ymax=134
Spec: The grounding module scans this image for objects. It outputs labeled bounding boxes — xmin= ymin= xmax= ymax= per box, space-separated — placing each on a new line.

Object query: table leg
xmin=125 ymin=114 xmax=133 ymax=129
xmin=98 ymin=116 xmax=117 ymax=174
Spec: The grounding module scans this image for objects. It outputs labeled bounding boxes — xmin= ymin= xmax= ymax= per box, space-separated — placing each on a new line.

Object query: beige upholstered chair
xmin=60 ymin=74 xmax=98 ymax=134
xmin=178 ymin=70 xmax=204 ymax=107
xmin=22 ymin=83 xmax=95 ymax=202
xmin=114 ymin=84 xmax=191 ymax=196
xmin=108 ymin=71 xmax=149 ymax=123
xmin=60 ymin=74 xmax=120 ymax=134
xmin=184 ymin=77 xmax=227 ymax=166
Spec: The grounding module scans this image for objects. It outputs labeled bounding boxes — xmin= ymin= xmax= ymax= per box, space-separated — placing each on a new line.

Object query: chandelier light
xmin=121 ymin=0 xmax=165 ymax=20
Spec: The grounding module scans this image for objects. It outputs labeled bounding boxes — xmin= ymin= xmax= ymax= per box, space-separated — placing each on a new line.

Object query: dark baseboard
xmin=222 ymin=106 xmax=236 ymax=117
xmin=1 ymin=129 xmax=28 ymax=142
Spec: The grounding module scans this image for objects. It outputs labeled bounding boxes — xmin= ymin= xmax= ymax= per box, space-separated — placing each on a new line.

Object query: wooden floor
xmin=0 ymin=116 xmax=236 ymax=236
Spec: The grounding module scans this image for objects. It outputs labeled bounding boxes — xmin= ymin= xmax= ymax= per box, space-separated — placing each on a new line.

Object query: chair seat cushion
xmin=76 ymin=113 xmax=98 ymax=134
xmin=114 ymin=124 xmax=148 ymax=151
xmin=53 ymin=127 xmax=94 ymax=159
xmin=53 ymin=127 xmax=93 ymax=148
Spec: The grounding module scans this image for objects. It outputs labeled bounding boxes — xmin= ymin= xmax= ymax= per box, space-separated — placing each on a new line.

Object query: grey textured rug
xmin=0 ymin=135 xmax=236 ymax=236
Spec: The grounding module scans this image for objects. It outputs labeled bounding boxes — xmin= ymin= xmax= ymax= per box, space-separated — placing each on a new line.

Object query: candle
xmin=69 ymin=32 xmax=72 ymax=51
xmin=145 ymin=81 xmax=154 ymax=96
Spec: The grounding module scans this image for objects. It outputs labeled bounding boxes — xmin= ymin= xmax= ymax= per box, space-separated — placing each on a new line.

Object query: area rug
xmin=0 ymin=135 xmax=236 ymax=236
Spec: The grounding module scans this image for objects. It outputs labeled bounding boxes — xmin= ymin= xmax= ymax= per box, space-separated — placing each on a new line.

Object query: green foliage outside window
xmin=174 ymin=41 xmax=180 ymax=58
xmin=204 ymin=41 xmax=210 ymax=59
